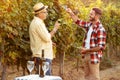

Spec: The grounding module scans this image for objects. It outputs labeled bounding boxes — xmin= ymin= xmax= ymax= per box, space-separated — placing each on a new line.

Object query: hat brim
xmin=33 ymin=6 xmax=48 ymax=14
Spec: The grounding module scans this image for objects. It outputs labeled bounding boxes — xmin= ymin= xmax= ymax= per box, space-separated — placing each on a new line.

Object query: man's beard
xmin=89 ymin=17 xmax=95 ymax=21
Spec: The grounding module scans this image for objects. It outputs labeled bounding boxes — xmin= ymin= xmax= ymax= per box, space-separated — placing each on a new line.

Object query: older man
xmin=66 ymin=7 xmax=106 ymax=80
xmin=29 ymin=2 xmax=60 ymax=75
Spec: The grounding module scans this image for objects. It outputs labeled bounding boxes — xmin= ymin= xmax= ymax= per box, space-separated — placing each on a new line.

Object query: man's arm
xmin=66 ymin=8 xmax=79 ymax=22
xmin=36 ymin=20 xmax=60 ymax=42
xmin=80 ymin=46 xmax=101 ymax=54
xmin=50 ymin=21 xmax=60 ymax=38
xmin=66 ymin=8 xmax=89 ymax=30
xmin=36 ymin=23 xmax=51 ymax=42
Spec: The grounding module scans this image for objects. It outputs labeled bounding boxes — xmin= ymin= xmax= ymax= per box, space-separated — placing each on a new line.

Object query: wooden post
xmin=1 ymin=39 xmax=7 ymax=80
xmin=59 ymin=52 xmax=65 ymax=78
xmin=1 ymin=64 xmax=7 ymax=80
xmin=76 ymin=56 xmax=79 ymax=71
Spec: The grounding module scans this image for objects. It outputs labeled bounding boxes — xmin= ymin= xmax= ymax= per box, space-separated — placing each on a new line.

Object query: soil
xmin=0 ymin=56 xmax=120 ymax=80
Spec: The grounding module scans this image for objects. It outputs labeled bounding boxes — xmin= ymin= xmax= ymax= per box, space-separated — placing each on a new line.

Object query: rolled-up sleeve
xmin=75 ymin=19 xmax=90 ymax=31
xmin=97 ymin=28 xmax=106 ymax=50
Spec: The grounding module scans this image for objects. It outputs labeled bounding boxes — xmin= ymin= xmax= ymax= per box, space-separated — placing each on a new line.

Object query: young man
xmin=66 ymin=8 xmax=106 ymax=80
xmin=29 ymin=2 xmax=60 ymax=75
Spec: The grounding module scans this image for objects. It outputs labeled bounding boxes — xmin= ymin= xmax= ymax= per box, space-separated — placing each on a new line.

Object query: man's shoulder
xmin=98 ymin=23 xmax=105 ymax=31
xmin=32 ymin=18 xmax=41 ymax=24
xmin=30 ymin=18 xmax=42 ymax=27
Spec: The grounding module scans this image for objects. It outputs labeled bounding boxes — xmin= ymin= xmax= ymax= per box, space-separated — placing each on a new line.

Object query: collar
xmin=90 ymin=20 xmax=100 ymax=29
xmin=94 ymin=20 xmax=100 ymax=28
xmin=34 ymin=16 xmax=43 ymax=22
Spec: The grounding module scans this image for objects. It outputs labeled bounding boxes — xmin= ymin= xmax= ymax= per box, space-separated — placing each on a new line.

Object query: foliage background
xmin=0 ymin=0 xmax=120 ymax=79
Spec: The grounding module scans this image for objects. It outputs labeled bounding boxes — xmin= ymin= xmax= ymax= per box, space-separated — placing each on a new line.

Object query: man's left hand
xmin=80 ymin=47 xmax=87 ymax=54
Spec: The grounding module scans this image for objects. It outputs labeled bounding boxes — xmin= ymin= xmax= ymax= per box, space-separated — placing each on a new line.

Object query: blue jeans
xmin=33 ymin=57 xmax=52 ymax=75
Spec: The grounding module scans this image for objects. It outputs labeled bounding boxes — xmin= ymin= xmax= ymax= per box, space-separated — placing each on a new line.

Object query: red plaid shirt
xmin=75 ymin=20 xmax=106 ymax=64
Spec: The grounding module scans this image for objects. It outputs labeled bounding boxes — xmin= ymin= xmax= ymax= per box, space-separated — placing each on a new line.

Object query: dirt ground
xmin=0 ymin=57 xmax=120 ymax=80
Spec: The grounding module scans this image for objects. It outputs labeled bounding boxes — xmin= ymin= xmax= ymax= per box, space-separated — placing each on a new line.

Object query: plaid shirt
xmin=75 ymin=20 xmax=106 ymax=64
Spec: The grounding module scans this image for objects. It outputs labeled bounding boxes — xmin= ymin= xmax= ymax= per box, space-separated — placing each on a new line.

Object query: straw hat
xmin=33 ymin=2 xmax=48 ymax=14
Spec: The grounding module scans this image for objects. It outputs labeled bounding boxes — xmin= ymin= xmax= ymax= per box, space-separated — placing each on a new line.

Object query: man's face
xmin=89 ymin=10 xmax=96 ymax=21
xmin=39 ymin=9 xmax=48 ymax=20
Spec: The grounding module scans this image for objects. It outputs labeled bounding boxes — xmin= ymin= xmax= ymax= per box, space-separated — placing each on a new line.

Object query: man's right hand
xmin=66 ymin=8 xmax=74 ymax=16
xmin=53 ymin=20 xmax=61 ymax=32
xmin=66 ymin=8 xmax=79 ymax=22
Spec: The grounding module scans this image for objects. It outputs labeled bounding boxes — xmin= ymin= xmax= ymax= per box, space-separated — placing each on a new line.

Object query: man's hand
xmin=80 ymin=47 xmax=87 ymax=54
xmin=65 ymin=8 xmax=79 ymax=22
xmin=50 ymin=20 xmax=61 ymax=38
xmin=66 ymin=8 xmax=74 ymax=16
xmin=53 ymin=20 xmax=61 ymax=32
